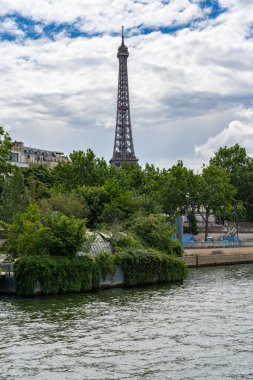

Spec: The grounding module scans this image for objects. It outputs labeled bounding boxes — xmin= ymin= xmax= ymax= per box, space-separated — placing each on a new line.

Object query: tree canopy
xmin=1 ymin=124 xmax=252 ymax=255
xmin=210 ymin=144 xmax=253 ymax=220
xmin=197 ymin=163 xmax=236 ymax=239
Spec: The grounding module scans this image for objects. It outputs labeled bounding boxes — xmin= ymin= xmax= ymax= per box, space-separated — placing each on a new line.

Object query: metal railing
xmin=184 ymin=241 xmax=253 ymax=249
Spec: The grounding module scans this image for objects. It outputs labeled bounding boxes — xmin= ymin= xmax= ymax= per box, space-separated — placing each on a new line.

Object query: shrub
xmin=3 ymin=205 xmax=86 ymax=259
xmin=170 ymin=239 xmax=183 ymax=256
xmin=116 ymin=247 xmax=187 ymax=287
xmin=13 ymin=249 xmax=187 ymax=295
xmin=113 ymin=233 xmax=142 ymax=250
xmin=44 ymin=212 xmax=86 ymax=257
xmin=40 ymin=192 xmax=88 ymax=219
xmin=131 ymin=214 xmax=181 ymax=255
xmin=3 ymin=204 xmax=50 ymax=258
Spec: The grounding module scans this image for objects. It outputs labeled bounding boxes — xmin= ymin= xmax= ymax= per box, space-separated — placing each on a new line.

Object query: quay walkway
xmin=184 ymin=246 xmax=253 ymax=267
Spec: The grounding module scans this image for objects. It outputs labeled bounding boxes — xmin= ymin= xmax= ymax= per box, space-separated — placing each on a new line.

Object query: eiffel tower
xmin=110 ymin=27 xmax=138 ymax=167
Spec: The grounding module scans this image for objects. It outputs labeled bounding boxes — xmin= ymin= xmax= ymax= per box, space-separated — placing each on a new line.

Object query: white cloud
xmin=0 ymin=0 xmax=253 ymax=168
xmin=195 ymin=108 xmax=253 ymax=159
xmin=0 ymin=18 xmax=24 ymax=36
xmin=0 ymin=0 xmax=203 ymax=31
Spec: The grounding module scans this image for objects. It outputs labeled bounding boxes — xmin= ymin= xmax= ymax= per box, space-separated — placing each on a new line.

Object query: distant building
xmin=11 ymin=141 xmax=68 ymax=169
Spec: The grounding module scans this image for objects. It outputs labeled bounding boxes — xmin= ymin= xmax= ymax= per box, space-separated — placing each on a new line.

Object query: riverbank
xmin=3 ymin=247 xmax=253 ymax=295
xmin=0 ymin=251 xmax=187 ymax=295
xmin=184 ymin=246 xmax=253 ymax=267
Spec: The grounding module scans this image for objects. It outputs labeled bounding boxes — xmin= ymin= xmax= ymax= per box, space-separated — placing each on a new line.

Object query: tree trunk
xmin=204 ymin=211 xmax=209 ymax=241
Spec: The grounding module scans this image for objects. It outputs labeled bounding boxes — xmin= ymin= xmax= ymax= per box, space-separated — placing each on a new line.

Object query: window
xmin=11 ymin=152 xmax=19 ymax=162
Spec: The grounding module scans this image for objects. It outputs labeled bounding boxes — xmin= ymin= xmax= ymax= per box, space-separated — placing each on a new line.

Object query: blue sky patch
xmin=0 ymin=1 xmax=227 ymax=42
xmin=200 ymin=0 xmax=227 ymax=19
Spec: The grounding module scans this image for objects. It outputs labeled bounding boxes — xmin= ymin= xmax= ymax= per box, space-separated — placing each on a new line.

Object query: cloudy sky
xmin=0 ymin=0 xmax=253 ymax=169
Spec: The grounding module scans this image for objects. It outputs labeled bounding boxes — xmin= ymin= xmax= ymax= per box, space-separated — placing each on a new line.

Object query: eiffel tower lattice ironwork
xmin=110 ymin=27 xmax=138 ymax=167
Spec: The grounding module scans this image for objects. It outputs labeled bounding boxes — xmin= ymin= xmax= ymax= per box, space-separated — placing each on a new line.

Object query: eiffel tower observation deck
xmin=110 ymin=27 xmax=138 ymax=167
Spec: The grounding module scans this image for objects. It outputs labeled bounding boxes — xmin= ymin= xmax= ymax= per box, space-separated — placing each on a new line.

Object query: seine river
xmin=1 ymin=264 xmax=253 ymax=380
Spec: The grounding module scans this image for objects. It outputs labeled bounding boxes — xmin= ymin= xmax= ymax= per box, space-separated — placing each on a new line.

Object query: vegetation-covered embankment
xmin=13 ymin=250 xmax=187 ymax=296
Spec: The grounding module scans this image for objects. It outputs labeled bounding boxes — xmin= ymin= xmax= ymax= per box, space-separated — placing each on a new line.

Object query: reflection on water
xmin=1 ymin=265 xmax=253 ymax=379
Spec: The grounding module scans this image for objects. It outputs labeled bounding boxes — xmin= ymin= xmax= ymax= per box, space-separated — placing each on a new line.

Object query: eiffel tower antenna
xmin=121 ymin=25 xmax=124 ymax=44
xmin=109 ymin=27 xmax=138 ymax=167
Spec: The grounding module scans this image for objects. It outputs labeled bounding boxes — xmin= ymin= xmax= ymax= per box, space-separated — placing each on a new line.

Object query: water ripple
xmin=1 ymin=264 xmax=253 ymax=379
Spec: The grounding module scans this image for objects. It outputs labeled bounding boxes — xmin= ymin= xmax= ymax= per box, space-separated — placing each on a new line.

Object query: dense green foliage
xmin=53 ymin=149 xmax=109 ymax=191
xmin=93 ymin=252 xmax=116 ymax=282
xmin=74 ymin=186 xmax=109 ymax=227
xmin=22 ymin=164 xmax=54 ymax=200
xmin=0 ymin=167 xmax=30 ymax=223
xmin=1 ymin=127 xmax=247 ymax=239
xmin=3 ymin=204 xmax=86 ymax=259
xmin=2 ymin=123 xmax=252 ymax=256
xmin=14 ymin=255 xmax=94 ymax=296
xmin=4 ymin=127 xmax=253 ymax=296
xmin=40 ymin=192 xmax=88 ymax=219
xmin=197 ymin=164 xmax=236 ymax=239
xmin=44 ymin=212 xmax=86 ymax=257
xmin=3 ymin=204 xmax=49 ymax=257
xmin=131 ymin=214 xmax=182 ymax=255
xmin=210 ymin=144 xmax=253 ymax=221
xmin=13 ymin=250 xmax=187 ymax=295
xmin=116 ymin=248 xmax=187 ymax=287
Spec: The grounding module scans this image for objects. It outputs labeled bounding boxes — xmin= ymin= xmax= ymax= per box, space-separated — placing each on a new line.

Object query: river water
xmin=1 ymin=264 xmax=253 ymax=380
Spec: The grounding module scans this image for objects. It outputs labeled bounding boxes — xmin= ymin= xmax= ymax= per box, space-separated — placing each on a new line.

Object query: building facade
xmin=11 ymin=141 xmax=68 ymax=168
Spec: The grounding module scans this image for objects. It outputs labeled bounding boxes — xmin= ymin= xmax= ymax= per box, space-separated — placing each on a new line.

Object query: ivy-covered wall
xmin=14 ymin=255 xmax=95 ymax=295
xmin=116 ymin=248 xmax=187 ymax=287
xmin=13 ymin=250 xmax=187 ymax=296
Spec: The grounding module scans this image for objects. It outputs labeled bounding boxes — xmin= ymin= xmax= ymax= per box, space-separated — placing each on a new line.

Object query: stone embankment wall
xmin=185 ymin=247 xmax=253 ymax=267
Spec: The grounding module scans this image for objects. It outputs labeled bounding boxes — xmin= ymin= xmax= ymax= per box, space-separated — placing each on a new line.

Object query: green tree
xmin=132 ymin=194 xmax=162 ymax=215
xmin=0 ymin=126 xmax=12 ymax=176
xmin=162 ymin=162 xmax=188 ymax=216
xmin=53 ymin=149 xmax=109 ymax=191
xmin=3 ymin=204 xmax=86 ymax=259
xmin=161 ymin=161 xmax=199 ymax=224
xmin=131 ymin=213 xmax=181 ymax=255
xmin=198 ymin=164 xmax=236 ymax=240
xmin=100 ymin=190 xmax=138 ymax=225
xmin=186 ymin=210 xmax=199 ymax=235
xmin=3 ymin=204 xmax=50 ymax=258
xmin=210 ymin=144 xmax=253 ymax=221
xmin=40 ymin=191 xmax=88 ymax=219
xmin=22 ymin=164 xmax=54 ymax=187
xmin=75 ymin=186 xmax=109 ymax=228
xmin=25 ymin=175 xmax=50 ymax=201
xmin=22 ymin=164 xmax=54 ymax=201
xmin=108 ymin=163 xmax=146 ymax=193
xmin=44 ymin=212 xmax=86 ymax=257
xmin=0 ymin=167 xmax=30 ymax=223
xmin=142 ymin=164 xmax=166 ymax=204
